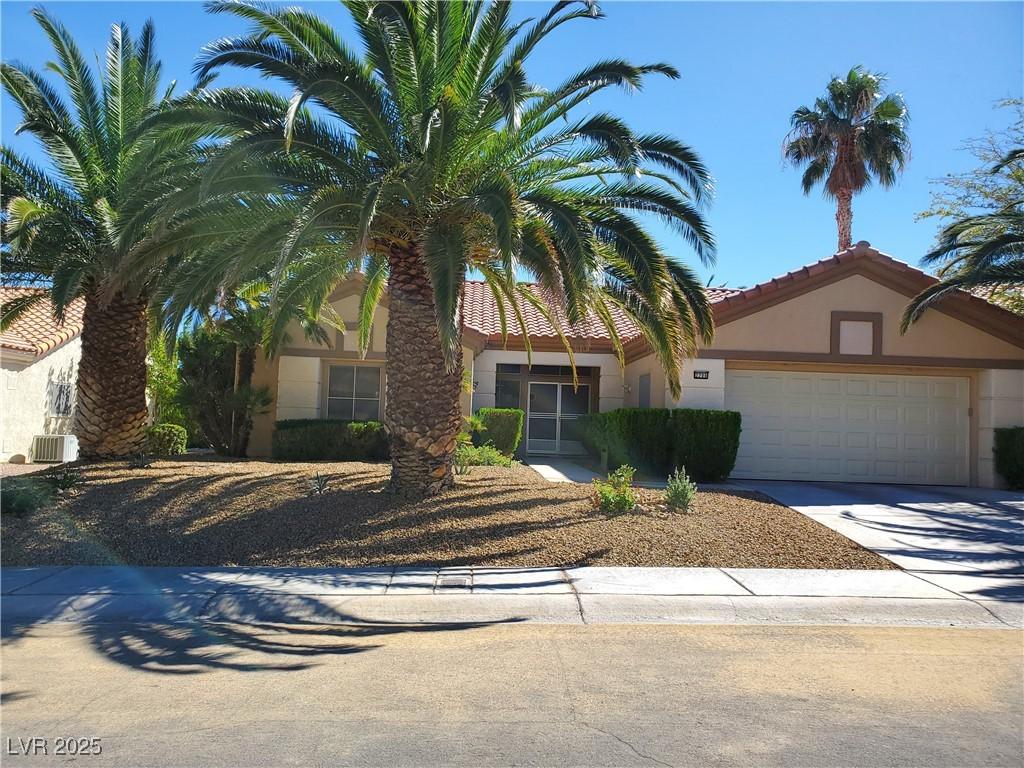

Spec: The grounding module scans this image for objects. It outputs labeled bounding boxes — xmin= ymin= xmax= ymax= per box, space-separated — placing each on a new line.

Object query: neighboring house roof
xmin=0 ymin=287 xmax=86 ymax=357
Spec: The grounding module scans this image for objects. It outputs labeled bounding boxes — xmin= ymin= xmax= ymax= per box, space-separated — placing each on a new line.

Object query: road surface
xmin=2 ymin=621 xmax=1020 ymax=767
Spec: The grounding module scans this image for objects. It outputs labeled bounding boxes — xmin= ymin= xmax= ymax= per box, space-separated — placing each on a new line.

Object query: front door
xmin=527 ymin=382 xmax=590 ymax=454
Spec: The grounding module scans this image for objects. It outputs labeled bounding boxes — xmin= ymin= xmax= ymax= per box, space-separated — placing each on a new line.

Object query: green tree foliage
xmin=915 ymin=100 xmax=1023 ymax=316
xmin=142 ymin=0 xmax=717 ymax=495
xmin=176 ymin=325 xmax=272 ymax=456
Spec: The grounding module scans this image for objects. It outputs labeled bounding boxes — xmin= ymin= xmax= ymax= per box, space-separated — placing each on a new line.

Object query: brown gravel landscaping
xmin=2 ymin=458 xmax=895 ymax=569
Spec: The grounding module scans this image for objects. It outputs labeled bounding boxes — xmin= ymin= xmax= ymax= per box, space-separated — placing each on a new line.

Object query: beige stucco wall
xmin=1 ymin=339 xmax=81 ymax=463
xmin=623 ymin=354 xmax=667 ymax=408
xmin=977 ymin=369 xmax=1024 ymax=488
xmin=281 ymin=295 xmax=389 ymax=355
xmin=710 ymin=274 xmax=1024 ymax=360
xmin=247 ymin=351 xmax=279 ymax=459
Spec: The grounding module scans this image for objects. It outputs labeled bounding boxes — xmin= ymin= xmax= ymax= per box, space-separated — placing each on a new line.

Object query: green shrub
xmin=665 ymin=467 xmax=698 ymax=512
xmin=272 ymin=420 xmax=389 ymax=461
xmin=994 ymin=427 xmax=1024 ymax=490
xmin=591 ymin=465 xmax=637 ymax=515
xmin=455 ymin=442 xmax=516 ymax=467
xmin=475 ymin=408 xmax=525 ymax=456
xmin=581 ymin=408 xmax=741 ymax=481
xmin=145 ymin=424 xmax=188 ymax=455
xmin=1 ymin=478 xmax=53 ymax=516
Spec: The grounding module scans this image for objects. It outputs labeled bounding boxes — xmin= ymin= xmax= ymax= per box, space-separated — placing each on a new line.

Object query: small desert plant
xmin=456 ymin=442 xmax=516 ymax=468
xmin=44 ymin=467 xmax=84 ymax=493
xmin=665 ymin=467 xmax=698 ymax=512
xmin=307 ymin=473 xmax=330 ymax=496
xmin=1 ymin=478 xmax=53 ymax=516
xmin=454 ymin=451 xmax=472 ymax=475
xmin=127 ymin=453 xmax=154 ymax=469
xmin=592 ymin=465 xmax=637 ymax=515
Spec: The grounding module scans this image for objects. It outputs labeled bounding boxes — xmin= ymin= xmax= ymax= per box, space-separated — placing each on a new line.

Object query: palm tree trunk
xmin=836 ymin=188 xmax=854 ymax=251
xmin=74 ymin=289 xmax=149 ymax=458
xmin=385 ymin=246 xmax=463 ymax=496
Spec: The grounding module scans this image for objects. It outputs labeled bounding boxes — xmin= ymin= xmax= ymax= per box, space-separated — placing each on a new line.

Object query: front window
xmin=495 ymin=377 xmax=521 ymax=409
xmin=49 ymin=381 xmax=73 ymax=417
xmin=327 ymin=365 xmax=381 ymax=420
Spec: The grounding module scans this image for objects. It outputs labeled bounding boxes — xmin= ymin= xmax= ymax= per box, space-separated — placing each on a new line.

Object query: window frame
xmin=48 ymin=380 xmax=73 ymax=417
xmin=324 ymin=363 xmax=383 ymax=421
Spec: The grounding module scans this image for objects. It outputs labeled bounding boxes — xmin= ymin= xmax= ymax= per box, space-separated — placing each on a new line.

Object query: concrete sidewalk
xmin=3 ymin=566 xmax=1021 ymax=629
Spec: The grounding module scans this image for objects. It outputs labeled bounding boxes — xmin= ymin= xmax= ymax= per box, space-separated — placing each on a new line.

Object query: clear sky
xmin=2 ymin=1 xmax=1021 ymax=289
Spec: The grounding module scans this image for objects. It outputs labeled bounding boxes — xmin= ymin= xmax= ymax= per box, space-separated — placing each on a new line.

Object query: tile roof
xmin=460 ymin=242 xmax=1021 ymax=348
xmin=0 ymin=287 xmax=85 ymax=356
xmin=711 ymin=240 xmax=1018 ymax=320
xmin=461 ymin=282 xmax=742 ymax=342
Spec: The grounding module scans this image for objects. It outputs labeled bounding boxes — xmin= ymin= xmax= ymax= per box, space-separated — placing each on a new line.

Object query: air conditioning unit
xmin=31 ymin=434 xmax=79 ymax=463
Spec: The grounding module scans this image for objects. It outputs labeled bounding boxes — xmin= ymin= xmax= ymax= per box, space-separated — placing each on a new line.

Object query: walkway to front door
xmin=526 ymin=382 xmax=590 ymax=455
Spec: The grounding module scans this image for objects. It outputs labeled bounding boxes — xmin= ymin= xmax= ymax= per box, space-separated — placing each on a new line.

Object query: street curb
xmin=2 ymin=566 xmax=1021 ymax=629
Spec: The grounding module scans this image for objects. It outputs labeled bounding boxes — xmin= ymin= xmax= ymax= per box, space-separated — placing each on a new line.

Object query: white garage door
xmin=725 ymin=370 xmax=970 ymax=485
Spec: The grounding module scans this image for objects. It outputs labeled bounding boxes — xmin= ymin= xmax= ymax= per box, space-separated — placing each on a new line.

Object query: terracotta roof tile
xmin=461 ymin=282 xmax=740 ymax=342
xmin=0 ymin=287 xmax=85 ymax=356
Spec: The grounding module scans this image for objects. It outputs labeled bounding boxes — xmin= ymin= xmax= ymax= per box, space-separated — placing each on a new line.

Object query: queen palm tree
xmin=1 ymin=9 xmax=205 ymax=456
xmin=784 ymin=66 xmax=910 ymax=251
xmin=146 ymin=0 xmax=716 ymax=495
xmin=902 ymin=150 xmax=1024 ymax=328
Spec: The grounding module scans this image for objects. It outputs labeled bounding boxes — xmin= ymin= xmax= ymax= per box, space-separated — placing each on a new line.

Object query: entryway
xmin=526 ymin=382 xmax=590 ymax=455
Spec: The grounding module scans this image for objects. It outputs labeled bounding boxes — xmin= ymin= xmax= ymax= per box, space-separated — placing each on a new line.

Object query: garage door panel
xmin=725 ymin=370 xmax=969 ymax=485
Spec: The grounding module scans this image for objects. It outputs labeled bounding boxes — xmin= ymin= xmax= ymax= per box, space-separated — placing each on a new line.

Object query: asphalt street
xmin=2 ymin=622 xmax=1020 ymax=767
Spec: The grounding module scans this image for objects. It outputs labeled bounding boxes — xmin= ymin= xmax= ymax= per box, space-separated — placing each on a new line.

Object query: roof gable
xmin=713 ymin=241 xmax=1024 ymax=349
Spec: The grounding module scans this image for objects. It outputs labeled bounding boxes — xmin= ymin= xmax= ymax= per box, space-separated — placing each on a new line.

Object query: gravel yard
xmin=2 ymin=458 xmax=894 ymax=569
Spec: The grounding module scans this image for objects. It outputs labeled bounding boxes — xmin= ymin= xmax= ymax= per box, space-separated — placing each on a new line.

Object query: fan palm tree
xmin=146 ymin=0 xmax=716 ymax=495
xmin=902 ymin=150 xmax=1024 ymax=329
xmin=784 ymin=66 xmax=910 ymax=251
xmin=1 ymin=9 xmax=205 ymax=456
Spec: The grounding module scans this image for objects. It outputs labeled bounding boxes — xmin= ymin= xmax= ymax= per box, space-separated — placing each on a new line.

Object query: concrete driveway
xmin=742 ymin=482 xmax=1024 ymax=603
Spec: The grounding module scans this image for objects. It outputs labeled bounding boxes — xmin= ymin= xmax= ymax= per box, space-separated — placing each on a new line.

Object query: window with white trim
xmin=327 ymin=365 xmax=381 ymax=420
xmin=49 ymin=381 xmax=73 ymax=417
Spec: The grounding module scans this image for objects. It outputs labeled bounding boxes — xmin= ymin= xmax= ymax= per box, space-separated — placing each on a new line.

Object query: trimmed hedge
xmin=145 ymin=424 xmax=188 ymax=455
xmin=994 ymin=426 xmax=1024 ymax=490
xmin=272 ymin=419 xmax=389 ymax=461
xmin=475 ymin=408 xmax=525 ymax=456
xmin=581 ymin=408 xmax=742 ymax=482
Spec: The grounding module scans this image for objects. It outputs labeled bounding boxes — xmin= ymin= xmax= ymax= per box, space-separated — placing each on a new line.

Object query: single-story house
xmin=247 ymin=242 xmax=1024 ymax=488
xmin=1 ymin=288 xmax=84 ymax=464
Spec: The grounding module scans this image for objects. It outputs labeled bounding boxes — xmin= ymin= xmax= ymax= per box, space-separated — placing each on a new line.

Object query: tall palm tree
xmin=147 ymin=0 xmax=716 ymax=496
xmin=1 ymin=9 xmax=204 ymax=457
xmin=784 ymin=66 xmax=910 ymax=251
xmin=902 ymin=150 xmax=1024 ymax=328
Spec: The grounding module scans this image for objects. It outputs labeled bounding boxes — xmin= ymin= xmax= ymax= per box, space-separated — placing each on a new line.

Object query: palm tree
xmin=1 ymin=9 xmax=204 ymax=457
xmin=902 ymin=150 xmax=1024 ymax=328
xmin=148 ymin=0 xmax=716 ymax=496
xmin=784 ymin=66 xmax=910 ymax=251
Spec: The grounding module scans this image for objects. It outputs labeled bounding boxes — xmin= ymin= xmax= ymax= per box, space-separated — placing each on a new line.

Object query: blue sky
xmin=2 ymin=1 xmax=1021 ymax=288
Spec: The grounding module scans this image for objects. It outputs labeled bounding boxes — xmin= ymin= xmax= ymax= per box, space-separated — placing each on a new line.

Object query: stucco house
xmin=247 ymin=242 xmax=1024 ymax=488
xmin=1 ymin=288 xmax=84 ymax=464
